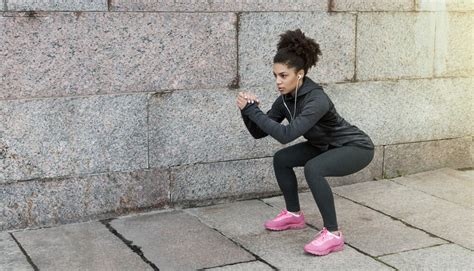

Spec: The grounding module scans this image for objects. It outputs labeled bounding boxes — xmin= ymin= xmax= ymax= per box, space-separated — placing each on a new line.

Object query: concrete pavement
xmin=1 ymin=167 xmax=473 ymax=270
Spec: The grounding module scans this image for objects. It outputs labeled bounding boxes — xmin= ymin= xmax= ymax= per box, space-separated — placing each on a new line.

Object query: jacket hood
xmin=283 ymin=76 xmax=322 ymax=101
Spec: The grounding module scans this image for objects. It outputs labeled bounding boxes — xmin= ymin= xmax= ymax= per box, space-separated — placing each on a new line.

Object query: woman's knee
xmin=273 ymin=148 xmax=288 ymax=168
xmin=304 ymin=161 xmax=325 ymax=179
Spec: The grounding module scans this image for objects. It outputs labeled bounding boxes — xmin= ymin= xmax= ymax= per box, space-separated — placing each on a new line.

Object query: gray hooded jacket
xmin=240 ymin=77 xmax=374 ymax=151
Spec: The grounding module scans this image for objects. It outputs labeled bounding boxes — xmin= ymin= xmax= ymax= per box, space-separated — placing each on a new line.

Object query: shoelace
xmin=313 ymin=229 xmax=329 ymax=243
xmin=276 ymin=210 xmax=287 ymax=218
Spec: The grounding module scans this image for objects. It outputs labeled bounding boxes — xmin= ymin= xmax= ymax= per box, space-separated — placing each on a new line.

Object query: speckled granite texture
xmin=331 ymin=0 xmax=414 ymax=11
xmin=0 ymin=168 xmax=169 ymax=231
xmin=110 ymin=0 xmax=328 ymax=12
xmin=239 ymin=12 xmax=356 ymax=86
xmin=0 ymin=94 xmax=148 ymax=183
xmin=6 ymin=0 xmax=108 ymax=11
xmin=1 ymin=1 xmax=472 ymax=231
xmin=0 ymin=12 xmax=236 ymax=99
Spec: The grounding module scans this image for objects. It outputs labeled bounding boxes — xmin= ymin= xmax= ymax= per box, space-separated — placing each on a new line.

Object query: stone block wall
xmin=1 ymin=0 xmax=472 ymax=231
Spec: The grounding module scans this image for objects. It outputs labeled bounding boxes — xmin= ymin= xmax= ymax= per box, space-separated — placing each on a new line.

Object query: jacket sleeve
xmin=241 ymin=92 xmax=330 ymax=144
xmin=240 ymin=100 xmax=285 ymax=139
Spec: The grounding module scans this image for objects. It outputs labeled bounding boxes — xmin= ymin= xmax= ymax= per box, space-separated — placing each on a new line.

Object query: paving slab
xmin=184 ymin=199 xmax=282 ymax=238
xmin=379 ymin=244 xmax=474 ymax=270
xmin=392 ymin=168 xmax=473 ymax=208
xmin=12 ymin=221 xmax=152 ymax=271
xmin=236 ymin=227 xmax=393 ymax=270
xmin=333 ymin=179 xmax=474 ymax=250
xmin=0 ymin=232 xmax=32 ymax=271
xmin=205 ymin=261 xmax=273 ymax=271
xmin=110 ymin=210 xmax=254 ymax=270
xmin=186 ymin=197 xmax=392 ymax=269
xmin=263 ymin=192 xmax=446 ymax=257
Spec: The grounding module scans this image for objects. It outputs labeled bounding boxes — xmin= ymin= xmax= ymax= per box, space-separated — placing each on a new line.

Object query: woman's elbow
xmin=275 ymin=136 xmax=292 ymax=144
xmin=253 ymin=134 xmax=267 ymax=139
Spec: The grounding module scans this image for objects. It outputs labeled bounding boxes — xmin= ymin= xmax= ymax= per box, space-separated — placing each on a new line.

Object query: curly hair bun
xmin=277 ymin=29 xmax=322 ymax=71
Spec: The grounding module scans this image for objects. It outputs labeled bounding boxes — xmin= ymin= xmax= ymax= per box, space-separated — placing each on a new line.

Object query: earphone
xmin=283 ymin=74 xmax=303 ymax=121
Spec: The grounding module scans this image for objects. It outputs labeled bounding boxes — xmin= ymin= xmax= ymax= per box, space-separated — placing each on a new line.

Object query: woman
xmin=236 ymin=29 xmax=375 ymax=256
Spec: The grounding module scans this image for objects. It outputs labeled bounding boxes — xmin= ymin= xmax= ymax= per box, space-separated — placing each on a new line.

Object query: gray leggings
xmin=273 ymin=142 xmax=375 ymax=231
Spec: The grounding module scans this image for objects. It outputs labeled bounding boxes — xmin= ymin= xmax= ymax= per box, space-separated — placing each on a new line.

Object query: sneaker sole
xmin=265 ymin=222 xmax=306 ymax=231
xmin=304 ymin=242 xmax=344 ymax=256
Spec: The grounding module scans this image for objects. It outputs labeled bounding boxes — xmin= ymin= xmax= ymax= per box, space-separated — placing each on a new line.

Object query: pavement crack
xmin=9 ymin=232 xmax=39 ymax=271
xmin=333 ymin=193 xmax=468 ymax=250
xmin=100 ymin=219 xmax=160 ymax=271
xmin=388 ymin=179 xmax=471 ymax=210
xmin=258 ymin=198 xmax=278 ymax=208
xmin=186 ymin=212 xmax=278 ymax=270
xmin=303 ymin=223 xmax=397 ymax=270
xmin=199 ymin=259 xmax=260 ymax=270
xmin=208 ymin=226 xmax=278 ymax=270
xmin=376 ymin=243 xmax=448 ymax=258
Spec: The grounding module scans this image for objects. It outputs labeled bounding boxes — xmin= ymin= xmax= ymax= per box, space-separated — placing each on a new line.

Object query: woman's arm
xmin=241 ymin=92 xmax=329 ymax=144
xmin=241 ymin=102 xmax=285 ymax=139
xmin=237 ymin=92 xmax=285 ymax=139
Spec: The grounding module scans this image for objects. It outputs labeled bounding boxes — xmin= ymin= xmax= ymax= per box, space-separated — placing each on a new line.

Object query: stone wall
xmin=1 ymin=0 xmax=472 ymax=231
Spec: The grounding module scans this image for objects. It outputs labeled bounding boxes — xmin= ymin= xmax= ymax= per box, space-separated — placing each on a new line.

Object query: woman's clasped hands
xmin=237 ymin=92 xmax=260 ymax=110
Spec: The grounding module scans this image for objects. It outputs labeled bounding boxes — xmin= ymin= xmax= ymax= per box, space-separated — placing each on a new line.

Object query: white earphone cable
xmin=282 ymin=75 xmax=301 ymax=122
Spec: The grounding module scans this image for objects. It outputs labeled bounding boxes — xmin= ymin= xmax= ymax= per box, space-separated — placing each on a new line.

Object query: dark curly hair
xmin=273 ymin=29 xmax=322 ymax=76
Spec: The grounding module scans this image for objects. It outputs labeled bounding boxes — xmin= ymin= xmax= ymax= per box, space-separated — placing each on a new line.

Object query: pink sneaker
xmin=304 ymin=227 xmax=344 ymax=256
xmin=264 ymin=209 xmax=306 ymax=231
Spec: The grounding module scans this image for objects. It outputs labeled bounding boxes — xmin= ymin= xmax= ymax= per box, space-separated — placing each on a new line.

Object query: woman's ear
xmin=297 ymin=69 xmax=304 ymax=79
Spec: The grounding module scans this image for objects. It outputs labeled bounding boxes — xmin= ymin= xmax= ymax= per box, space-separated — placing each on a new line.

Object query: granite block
xmin=0 ymin=12 xmax=236 ymax=99
xmin=384 ymin=137 xmax=473 ymax=178
xmin=356 ymin=12 xmax=435 ymax=80
xmin=12 ymin=221 xmax=152 ymax=270
xmin=6 ymin=0 xmax=107 ymax=11
xmin=206 ymin=261 xmax=273 ymax=271
xmin=392 ymin=167 xmax=473 ymax=208
xmin=0 ymin=232 xmax=32 ymax=271
xmin=416 ymin=0 xmax=474 ymax=11
xmin=148 ymin=88 xmax=287 ymax=168
xmin=236 ymin=227 xmax=392 ymax=270
xmin=239 ymin=12 xmax=356 ymax=86
xmin=169 ymin=157 xmax=307 ymax=206
xmin=0 ymin=168 xmax=169 ymax=231
xmin=325 ymin=78 xmax=473 ymax=145
xmin=379 ymin=244 xmax=474 ymax=270
xmin=333 ymin=179 xmax=474 ymax=249
xmin=111 ymin=0 xmax=327 ymax=12
xmin=0 ymin=94 xmax=148 ymax=182
xmin=331 ymin=0 xmax=414 ymax=11
xmin=434 ymin=12 xmax=474 ymax=76
xmin=263 ymin=192 xmax=446 ymax=257
xmin=471 ymin=137 xmax=474 ymax=165
xmin=110 ymin=210 xmax=255 ymax=270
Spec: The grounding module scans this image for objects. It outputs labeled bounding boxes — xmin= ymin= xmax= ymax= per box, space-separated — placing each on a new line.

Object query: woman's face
xmin=272 ymin=63 xmax=303 ymax=96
